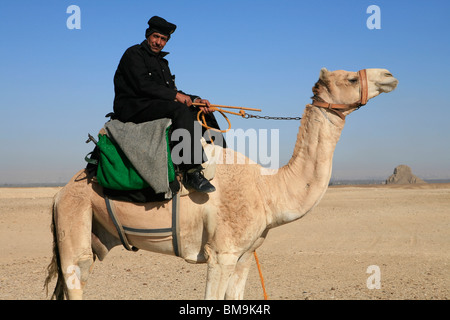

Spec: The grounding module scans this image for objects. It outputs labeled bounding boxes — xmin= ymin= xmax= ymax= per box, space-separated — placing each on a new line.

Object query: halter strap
xmin=311 ymin=69 xmax=369 ymax=120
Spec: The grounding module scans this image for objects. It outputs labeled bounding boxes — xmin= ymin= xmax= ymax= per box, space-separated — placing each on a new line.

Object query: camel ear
xmin=319 ymin=67 xmax=329 ymax=80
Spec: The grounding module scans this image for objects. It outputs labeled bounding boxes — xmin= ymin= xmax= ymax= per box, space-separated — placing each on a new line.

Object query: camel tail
xmin=44 ymin=198 xmax=68 ymax=300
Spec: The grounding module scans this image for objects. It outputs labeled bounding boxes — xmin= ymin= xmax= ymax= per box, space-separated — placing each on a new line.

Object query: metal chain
xmin=244 ymin=113 xmax=301 ymax=121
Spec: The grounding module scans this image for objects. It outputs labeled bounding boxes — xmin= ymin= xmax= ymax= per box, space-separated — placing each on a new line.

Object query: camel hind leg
xmin=46 ymin=185 xmax=95 ymax=300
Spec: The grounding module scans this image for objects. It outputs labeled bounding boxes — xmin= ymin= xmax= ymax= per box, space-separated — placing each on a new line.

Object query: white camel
xmin=45 ymin=67 xmax=398 ymax=299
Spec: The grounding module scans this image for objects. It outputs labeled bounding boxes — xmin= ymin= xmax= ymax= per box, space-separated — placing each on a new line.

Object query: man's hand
xmin=175 ymin=92 xmax=193 ymax=106
xmin=195 ymin=98 xmax=213 ymax=114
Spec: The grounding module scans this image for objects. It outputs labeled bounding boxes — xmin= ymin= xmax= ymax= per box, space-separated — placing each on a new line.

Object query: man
xmin=112 ymin=16 xmax=222 ymax=193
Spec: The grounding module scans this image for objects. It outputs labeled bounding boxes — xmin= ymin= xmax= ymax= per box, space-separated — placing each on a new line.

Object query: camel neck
xmin=260 ymin=105 xmax=345 ymax=228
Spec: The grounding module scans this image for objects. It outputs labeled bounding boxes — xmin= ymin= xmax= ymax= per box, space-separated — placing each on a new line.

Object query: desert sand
xmin=0 ymin=183 xmax=449 ymax=300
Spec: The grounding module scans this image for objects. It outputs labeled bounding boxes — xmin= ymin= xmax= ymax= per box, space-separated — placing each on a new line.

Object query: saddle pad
xmin=103 ymin=119 xmax=174 ymax=197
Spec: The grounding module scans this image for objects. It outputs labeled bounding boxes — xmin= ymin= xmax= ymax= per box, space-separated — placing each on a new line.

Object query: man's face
xmin=147 ymin=32 xmax=168 ymax=53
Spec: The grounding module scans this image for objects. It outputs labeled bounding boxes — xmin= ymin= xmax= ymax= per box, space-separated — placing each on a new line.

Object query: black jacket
xmin=113 ymin=40 xmax=198 ymax=121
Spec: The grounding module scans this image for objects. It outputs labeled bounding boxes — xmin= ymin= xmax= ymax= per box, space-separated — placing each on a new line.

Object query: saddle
xmin=86 ymin=119 xmax=220 ymax=203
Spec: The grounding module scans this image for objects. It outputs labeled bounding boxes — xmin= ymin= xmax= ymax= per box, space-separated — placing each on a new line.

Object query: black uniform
xmin=112 ymin=40 xmax=224 ymax=168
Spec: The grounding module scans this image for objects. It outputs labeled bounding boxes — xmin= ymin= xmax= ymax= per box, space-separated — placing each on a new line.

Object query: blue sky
xmin=0 ymin=0 xmax=449 ymax=184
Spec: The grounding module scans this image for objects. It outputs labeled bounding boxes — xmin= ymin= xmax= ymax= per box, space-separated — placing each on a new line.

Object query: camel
xmin=44 ymin=67 xmax=398 ymax=300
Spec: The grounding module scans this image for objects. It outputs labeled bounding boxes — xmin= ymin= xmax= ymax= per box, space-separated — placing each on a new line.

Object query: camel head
xmin=312 ymin=68 xmax=398 ymax=119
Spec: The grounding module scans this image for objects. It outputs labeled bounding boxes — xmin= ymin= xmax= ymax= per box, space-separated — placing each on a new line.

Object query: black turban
xmin=145 ymin=16 xmax=177 ymax=39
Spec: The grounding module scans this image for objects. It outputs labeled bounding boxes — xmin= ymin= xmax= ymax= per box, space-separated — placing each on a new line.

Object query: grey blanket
xmin=104 ymin=119 xmax=173 ymax=198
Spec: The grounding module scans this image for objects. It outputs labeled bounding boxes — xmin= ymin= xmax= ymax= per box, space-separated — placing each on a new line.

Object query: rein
xmin=194 ymin=69 xmax=369 ymax=130
xmin=311 ymin=69 xmax=368 ymax=120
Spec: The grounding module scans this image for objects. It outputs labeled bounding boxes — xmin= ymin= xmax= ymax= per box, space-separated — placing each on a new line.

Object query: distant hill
xmin=386 ymin=165 xmax=426 ymax=185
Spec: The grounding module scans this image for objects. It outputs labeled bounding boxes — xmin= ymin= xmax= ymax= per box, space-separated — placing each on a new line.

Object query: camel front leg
xmin=224 ymin=251 xmax=253 ymax=300
xmin=204 ymin=245 xmax=239 ymax=299
xmin=225 ymin=230 xmax=269 ymax=300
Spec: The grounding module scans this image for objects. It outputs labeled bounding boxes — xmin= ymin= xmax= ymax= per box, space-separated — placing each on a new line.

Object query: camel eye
xmin=348 ymin=78 xmax=358 ymax=84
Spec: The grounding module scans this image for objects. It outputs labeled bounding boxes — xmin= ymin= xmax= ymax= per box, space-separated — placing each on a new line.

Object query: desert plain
xmin=0 ymin=183 xmax=449 ymax=300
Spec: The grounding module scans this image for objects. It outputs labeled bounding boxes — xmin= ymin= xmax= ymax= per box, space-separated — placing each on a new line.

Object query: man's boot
xmin=182 ymin=165 xmax=216 ymax=193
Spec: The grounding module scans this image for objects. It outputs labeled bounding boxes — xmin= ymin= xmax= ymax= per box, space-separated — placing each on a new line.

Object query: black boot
xmin=182 ymin=166 xmax=216 ymax=193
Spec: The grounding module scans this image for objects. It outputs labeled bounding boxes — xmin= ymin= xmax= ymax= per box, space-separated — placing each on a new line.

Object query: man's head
xmin=145 ymin=16 xmax=176 ymax=53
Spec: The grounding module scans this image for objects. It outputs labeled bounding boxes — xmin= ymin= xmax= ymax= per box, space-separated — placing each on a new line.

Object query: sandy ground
xmin=0 ymin=183 xmax=449 ymax=300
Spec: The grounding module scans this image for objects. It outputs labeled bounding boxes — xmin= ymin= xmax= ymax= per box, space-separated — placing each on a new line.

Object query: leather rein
xmin=311 ymin=69 xmax=369 ymax=120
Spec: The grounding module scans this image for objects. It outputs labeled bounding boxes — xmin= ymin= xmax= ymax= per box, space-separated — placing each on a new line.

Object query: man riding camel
xmin=112 ymin=16 xmax=224 ymax=193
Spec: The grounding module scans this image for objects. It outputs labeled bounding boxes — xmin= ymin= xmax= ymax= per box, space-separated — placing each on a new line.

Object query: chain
xmin=244 ymin=113 xmax=301 ymax=121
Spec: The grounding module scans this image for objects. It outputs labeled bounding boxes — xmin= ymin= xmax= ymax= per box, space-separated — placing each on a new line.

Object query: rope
xmin=254 ymin=251 xmax=268 ymax=300
xmin=197 ymin=108 xmax=232 ymax=133
xmin=194 ymin=103 xmax=301 ymax=133
xmin=194 ymin=103 xmax=261 ymax=133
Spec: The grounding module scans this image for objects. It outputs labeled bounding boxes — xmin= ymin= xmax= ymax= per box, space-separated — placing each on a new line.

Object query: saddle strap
xmin=105 ymin=196 xmax=137 ymax=252
xmin=104 ymin=194 xmax=181 ymax=256
xmin=171 ymin=193 xmax=180 ymax=257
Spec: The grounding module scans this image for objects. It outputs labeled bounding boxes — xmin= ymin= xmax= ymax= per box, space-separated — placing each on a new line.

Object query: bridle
xmin=311 ymin=69 xmax=369 ymax=120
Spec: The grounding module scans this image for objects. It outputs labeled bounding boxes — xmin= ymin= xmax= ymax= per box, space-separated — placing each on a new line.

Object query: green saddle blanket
xmin=95 ymin=125 xmax=175 ymax=191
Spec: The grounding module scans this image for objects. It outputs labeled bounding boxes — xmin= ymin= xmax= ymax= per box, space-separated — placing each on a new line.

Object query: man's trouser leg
xmin=127 ymin=100 xmax=215 ymax=193
xmin=128 ymin=100 xmax=204 ymax=168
